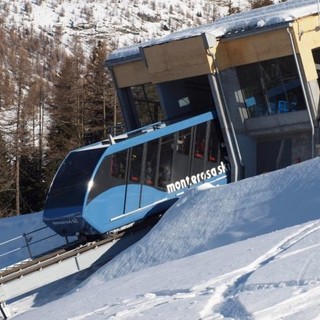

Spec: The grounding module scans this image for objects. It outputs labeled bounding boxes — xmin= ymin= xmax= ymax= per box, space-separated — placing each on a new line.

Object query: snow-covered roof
xmin=107 ymin=0 xmax=320 ymax=65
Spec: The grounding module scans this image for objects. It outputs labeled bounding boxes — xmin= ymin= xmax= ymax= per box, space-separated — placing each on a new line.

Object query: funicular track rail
xmin=0 ymin=231 xmax=123 ymax=286
xmin=0 ymin=214 xmax=162 ymax=318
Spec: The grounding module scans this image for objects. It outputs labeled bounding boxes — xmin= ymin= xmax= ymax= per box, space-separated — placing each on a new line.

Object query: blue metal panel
xmin=84 ymin=186 xmax=167 ymax=233
xmin=125 ymin=184 xmax=141 ymax=213
xmin=84 ymin=185 xmax=126 ymax=233
xmin=140 ymin=185 xmax=169 ymax=208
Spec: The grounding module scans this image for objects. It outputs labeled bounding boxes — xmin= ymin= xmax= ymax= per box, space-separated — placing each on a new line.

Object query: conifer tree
xmin=84 ymin=41 xmax=115 ymax=143
xmin=8 ymin=44 xmax=32 ymax=215
xmin=0 ymin=133 xmax=14 ymax=217
xmin=45 ymin=51 xmax=85 ymax=181
xmin=19 ymin=78 xmax=48 ymax=213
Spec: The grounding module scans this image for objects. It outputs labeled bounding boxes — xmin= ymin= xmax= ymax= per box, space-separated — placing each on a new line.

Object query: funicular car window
xmin=111 ymin=150 xmax=127 ymax=180
xmin=177 ymin=129 xmax=192 ymax=155
xmin=88 ymin=149 xmax=128 ymax=204
xmin=191 ymin=123 xmax=207 ymax=176
xmin=129 ymin=145 xmax=143 ymax=183
xmin=47 ymin=148 xmax=106 ymax=208
xmin=194 ymin=123 xmax=207 ymax=160
xmin=158 ymin=134 xmax=174 ymax=189
xmin=171 ymin=128 xmax=192 ymax=182
xmin=207 ymin=121 xmax=219 ymax=163
xmin=145 ymin=140 xmax=158 ymax=186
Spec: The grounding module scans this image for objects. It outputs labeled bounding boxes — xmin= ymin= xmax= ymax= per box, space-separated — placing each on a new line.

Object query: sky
xmin=1 ymin=157 xmax=320 ymax=319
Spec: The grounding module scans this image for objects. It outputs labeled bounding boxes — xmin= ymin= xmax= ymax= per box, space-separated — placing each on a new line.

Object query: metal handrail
xmin=0 ymin=226 xmax=68 ymax=269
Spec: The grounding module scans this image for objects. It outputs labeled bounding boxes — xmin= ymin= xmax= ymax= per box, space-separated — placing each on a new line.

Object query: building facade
xmin=106 ymin=1 xmax=320 ymax=181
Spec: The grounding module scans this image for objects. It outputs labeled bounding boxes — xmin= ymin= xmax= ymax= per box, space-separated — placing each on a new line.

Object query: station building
xmin=106 ymin=1 xmax=320 ymax=181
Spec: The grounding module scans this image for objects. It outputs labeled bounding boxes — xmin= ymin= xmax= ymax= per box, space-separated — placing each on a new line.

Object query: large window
xmin=131 ymin=83 xmax=165 ymax=127
xmin=237 ymin=56 xmax=305 ymax=118
xmin=47 ymin=148 xmax=107 ymax=209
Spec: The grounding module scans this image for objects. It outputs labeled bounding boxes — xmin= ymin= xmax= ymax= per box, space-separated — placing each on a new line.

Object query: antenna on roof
xmin=102 ymin=134 xmax=116 ymax=145
xmin=108 ymin=134 xmax=115 ymax=145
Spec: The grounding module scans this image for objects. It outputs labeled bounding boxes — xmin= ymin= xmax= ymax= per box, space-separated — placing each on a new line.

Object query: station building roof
xmin=107 ymin=0 xmax=320 ymax=66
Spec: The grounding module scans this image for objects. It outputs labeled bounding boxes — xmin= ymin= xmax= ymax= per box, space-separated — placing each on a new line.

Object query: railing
xmin=0 ymin=226 xmax=70 ymax=270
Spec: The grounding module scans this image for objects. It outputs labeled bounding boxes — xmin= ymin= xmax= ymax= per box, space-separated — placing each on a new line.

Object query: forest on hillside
xmin=0 ymin=0 xmax=282 ymax=217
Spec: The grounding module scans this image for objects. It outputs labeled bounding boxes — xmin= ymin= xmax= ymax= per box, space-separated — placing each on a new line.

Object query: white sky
xmin=1 ymin=157 xmax=320 ymax=319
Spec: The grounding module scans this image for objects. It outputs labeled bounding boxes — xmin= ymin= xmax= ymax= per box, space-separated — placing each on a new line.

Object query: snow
xmin=2 ymin=157 xmax=320 ymax=319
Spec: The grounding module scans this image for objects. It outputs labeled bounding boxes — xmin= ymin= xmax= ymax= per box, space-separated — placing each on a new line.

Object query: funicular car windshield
xmin=45 ymin=147 xmax=107 ymax=209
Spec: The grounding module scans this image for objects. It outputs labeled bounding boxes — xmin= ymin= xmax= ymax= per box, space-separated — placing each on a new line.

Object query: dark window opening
xmin=111 ymin=151 xmax=127 ymax=180
xmin=177 ymin=129 xmax=192 ymax=156
xmin=158 ymin=135 xmax=174 ymax=189
xmin=207 ymin=121 xmax=220 ymax=163
xmin=129 ymin=145 xmax=143 ymax=183
xmin=131 ymin=83 xmax=165 ymax=127
xmin=191 ymin=123 xmax=207 ymax=175
xmin=171 ymin=128 xmax=192 ymax=182
xmin=257 ymin=139 xmax=291 ymax=174
xmin=157 ymin=75 xmax=216 ymax=121
xmin=184 ymin=76 xmax=215 ymax=113
xmin=144 ymin=140 xmax=158 ymax=186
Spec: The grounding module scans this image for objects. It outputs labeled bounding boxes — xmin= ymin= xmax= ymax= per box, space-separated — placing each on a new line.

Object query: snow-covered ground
xmin=1 ymin=157 xmax=320 ymax=319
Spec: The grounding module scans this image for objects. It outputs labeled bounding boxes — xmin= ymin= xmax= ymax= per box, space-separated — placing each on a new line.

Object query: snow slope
xmin=3 ymin=157 xmax=320 ymax=319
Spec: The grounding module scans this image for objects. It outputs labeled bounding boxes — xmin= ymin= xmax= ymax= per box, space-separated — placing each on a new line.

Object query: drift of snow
xmin=2 ymin=157 xmax=320 ymax=319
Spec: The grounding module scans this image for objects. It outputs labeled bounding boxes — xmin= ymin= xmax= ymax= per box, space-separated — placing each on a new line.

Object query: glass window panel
xmin=191 ymin=123 xmax=207 ymax=175
xmin=131 ymin=83 xmax=165 ymax=126
xmin=177 ymin=129 xmax=192 ymax=155
xmin=145 ymin=140 xmax=158 ymax=186
xmin=87 ymin=150 xmax=127 ymax=204
xmin=158 ymin=135 xmax=174 ymax=189
xmin=207 ymin=121 xmax=219 ymax=163
xmin=237 ymin=55 xmax=305 ymax=118
xmin=111 ymin=151 xmax=127 ymax=180
xmin=45 ymin=148 xmax=106 ymax=209
xmin=171 ymin=129 xmax=192 ymax=182
xmin=194 ymin=123 xmax=207 ymax=160
xmin=129 ymin=145 xmax=143 ymax=183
